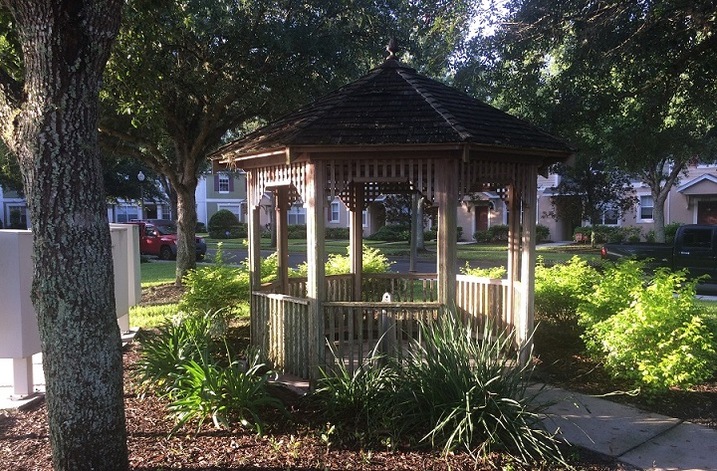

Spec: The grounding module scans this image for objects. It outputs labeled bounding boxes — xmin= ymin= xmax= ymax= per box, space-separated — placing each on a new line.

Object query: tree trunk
xmin=175 ymin=180 xmax=198 ymax=285
xmin=0 ymin=1 xmax=127 ymax=470
xmin=652 ymin=189 xmax=669 ymax=243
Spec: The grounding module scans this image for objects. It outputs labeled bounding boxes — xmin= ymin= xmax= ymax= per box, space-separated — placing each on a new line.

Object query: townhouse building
xmin=3 ymin=163 xmax=715 ymax=241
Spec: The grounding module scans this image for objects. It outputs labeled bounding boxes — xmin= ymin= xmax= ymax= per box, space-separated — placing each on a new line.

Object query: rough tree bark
xmin=0 ymin=1 xmax=128 ymax=470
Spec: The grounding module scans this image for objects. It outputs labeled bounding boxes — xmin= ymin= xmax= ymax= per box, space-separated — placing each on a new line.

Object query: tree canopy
xmin=100 ymin=0 xmax=479 ymax=283
xmin=469 ymin=0 xmax=717 ymax=240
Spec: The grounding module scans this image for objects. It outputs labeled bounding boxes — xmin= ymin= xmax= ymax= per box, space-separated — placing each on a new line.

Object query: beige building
xmin=536 ymin=163 xmax=717 ymax=241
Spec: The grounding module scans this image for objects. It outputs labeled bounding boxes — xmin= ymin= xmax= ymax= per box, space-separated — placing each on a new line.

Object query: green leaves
xmin=579 ymin=263 xmax=717 ymax=392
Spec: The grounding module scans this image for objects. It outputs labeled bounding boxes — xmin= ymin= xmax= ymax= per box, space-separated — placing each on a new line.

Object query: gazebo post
xmin=350 ymin=183 xmax=364 ymax=300
xmin=506 ymin=185 xmax=521 ymax=328
xmin=436 ymin=159 xmax=458 ymax=307
xmin=306 ymin=162 xmax=326 ymax=382
xmin=518 ymin=173 xmax=538 ymax=365
xmin=247 ymin=171 xmax=262 ymax=291
xmin=275 ymin=187 xmax=289 ymax=293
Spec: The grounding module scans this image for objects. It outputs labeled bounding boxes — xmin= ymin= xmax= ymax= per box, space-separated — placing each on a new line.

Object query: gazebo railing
xmin=251 ymin=292 xmax=311 ymax=379
xmin=252 ymin=273 xmax=520 ymax=378
xmin=323 ymin=301 xmax=442 ymax=374
xmin=455 ymin=275 xmax=517 ymax=334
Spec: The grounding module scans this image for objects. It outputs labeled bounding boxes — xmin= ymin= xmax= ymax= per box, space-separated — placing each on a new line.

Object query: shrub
xmin=180 ymin=244 xmax=247 ymax=315
xmin=582 ymin=268 xmax=717 ymax=391
xmin=287 ymin=224 xmax=306 ymax=239
xmin=536 ymin=224 xmax=550 ymax=242
xmin=459 ymin=262 xmax=506 ymax=279
xmin=208 ymin=209 xmax=244 ymax=239
xmin=325 ymin=227 xmax=349 ymax=239
xmin=665 ymin=222 xmax=682 ymax=243
xmin=290 ymin=245 xmax=392 ymax=277
xmin=576 ymin=259 xmax=645 ymax=329
xmin=365 ymin=224 xmax=410 ymax=242
xmin=534 ymin=256 xmax=598 ymax=324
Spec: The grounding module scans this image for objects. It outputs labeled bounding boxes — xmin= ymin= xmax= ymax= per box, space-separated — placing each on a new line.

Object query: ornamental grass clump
xmin=313 ymin=315 xmax=565 ymax=466
xmin=134 ymin=310 xmax=226 ymax=395
xmin=313 ymin=346 xmax=398 ymax=442
xmin=167 ymin=347 xmax=285 ymax=435
xmin=134 ymin=310 xmax=284 ymax=434
xmin=395 ymin=315 xmax=565 ymax=465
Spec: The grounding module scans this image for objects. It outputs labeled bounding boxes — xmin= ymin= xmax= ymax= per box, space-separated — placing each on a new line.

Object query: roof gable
xmin=677 ymin=174 xmax=717 ymax=195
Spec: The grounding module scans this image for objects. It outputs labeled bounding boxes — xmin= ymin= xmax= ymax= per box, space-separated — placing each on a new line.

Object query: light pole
xmin=137 ymin=171 xmax=145 ymax=219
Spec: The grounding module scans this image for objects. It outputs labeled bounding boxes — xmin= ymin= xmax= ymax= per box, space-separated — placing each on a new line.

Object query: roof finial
xmin=386 ymin=37 xmax=399 ymax=61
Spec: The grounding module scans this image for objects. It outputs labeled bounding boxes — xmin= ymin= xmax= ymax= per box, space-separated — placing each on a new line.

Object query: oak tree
xmin=0 ymin=1 xmax=128 ymax=469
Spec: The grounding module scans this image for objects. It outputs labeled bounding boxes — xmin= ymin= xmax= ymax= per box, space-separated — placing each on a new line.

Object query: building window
xmin=287 ymin=204 xmax=306 ymax=225
xmin=218 ymin=174 xmax=230 ymax=193
xmin=362 ymin=210 xmax=368 ymax=227
xmin=638 ymin=195 xmax=654 ymax=221
xmin=599 ymin=207 xmax=620 ymax=226
xmin=329 ymin=201 xmax=340 ymax=222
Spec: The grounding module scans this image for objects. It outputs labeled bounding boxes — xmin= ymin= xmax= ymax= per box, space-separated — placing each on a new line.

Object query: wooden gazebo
xmin=210 ymin=44 xmax=572 ymax=380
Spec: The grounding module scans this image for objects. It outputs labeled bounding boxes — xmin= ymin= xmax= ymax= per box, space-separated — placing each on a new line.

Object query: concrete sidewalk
xmin=532 ymin=385 xmax=717 ymax=471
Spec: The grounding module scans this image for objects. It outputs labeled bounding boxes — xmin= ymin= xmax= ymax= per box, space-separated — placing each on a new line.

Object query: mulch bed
xmin=1 ymin=285 xmax=713 ymax=470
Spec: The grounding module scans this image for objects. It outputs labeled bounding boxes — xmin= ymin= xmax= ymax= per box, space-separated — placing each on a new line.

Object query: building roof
xmin=210 ymin=55 xmax=572 ymax=162
xmin=677 ymin=173 xmax=717 ymax=195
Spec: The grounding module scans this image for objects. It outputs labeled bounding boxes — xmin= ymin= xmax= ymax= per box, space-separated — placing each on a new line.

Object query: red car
xmin=129 ymin=219 xmax=206 ymax=261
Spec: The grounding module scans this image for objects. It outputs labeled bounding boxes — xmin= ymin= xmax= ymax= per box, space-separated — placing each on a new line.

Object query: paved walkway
xmin=532 ymin=384 xmax=717 ymax=471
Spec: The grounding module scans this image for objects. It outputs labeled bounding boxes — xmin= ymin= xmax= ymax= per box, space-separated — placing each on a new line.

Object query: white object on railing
xmin=0 ymin=225 xmax=140 ymax=398
xmin=380 ymin=292 xmax=396 ymax=354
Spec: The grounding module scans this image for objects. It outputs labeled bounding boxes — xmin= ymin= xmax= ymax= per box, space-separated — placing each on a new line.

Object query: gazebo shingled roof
xmin=212 ymin=60 xmax=571 ymax=159
xmin=210 ymin=44 xmax=572 ymax=381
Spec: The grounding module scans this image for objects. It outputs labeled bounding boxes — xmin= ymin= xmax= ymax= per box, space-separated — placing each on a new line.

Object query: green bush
xmin=582 ymin=268 xmax=717 ymax=391
xmin=576 ymin=259 xmax=645 ymax=329
xmin=459 ymin=262 xmax=506 ymax=279
xmin=180 ymin=244 xmax=247 ymax=315
xmin=287 ymin=224 xmax=306 ymax=239
xmin=290 ymin=245 xmax=392 ymax=277
xmin=534 ymin=256 xmax=598 ymax=324
xmin=208 ymin=209 xmax=245 ymax=239
xmin=325 ymin=227 xmax=349 ymax=239
xmin=365 ymin=224 xmax=410 ymax=242
xmin=536 ymin=224 xmax=550 ymax=242
xmin=473 ymin=224 xmax=510 ymax=243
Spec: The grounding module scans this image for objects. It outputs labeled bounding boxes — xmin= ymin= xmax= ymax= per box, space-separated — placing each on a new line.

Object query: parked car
xmin=601 ymin=224 xmax=717 ymax=282
xmin=128 ymin=219 xmax=207 ymax=261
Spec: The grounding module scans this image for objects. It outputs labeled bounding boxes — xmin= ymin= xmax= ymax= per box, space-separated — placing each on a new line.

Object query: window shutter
xmin=214 ymin=174 xmax=220 ymax=190
xmin=228 ymin=176 xmax=234 ymax=192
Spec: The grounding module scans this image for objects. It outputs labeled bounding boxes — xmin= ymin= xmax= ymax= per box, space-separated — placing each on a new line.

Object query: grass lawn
xmin=138 ymin=260 xmax=178 ymax=286
xmin=204 ymin=236 xmax=603 ymax=264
